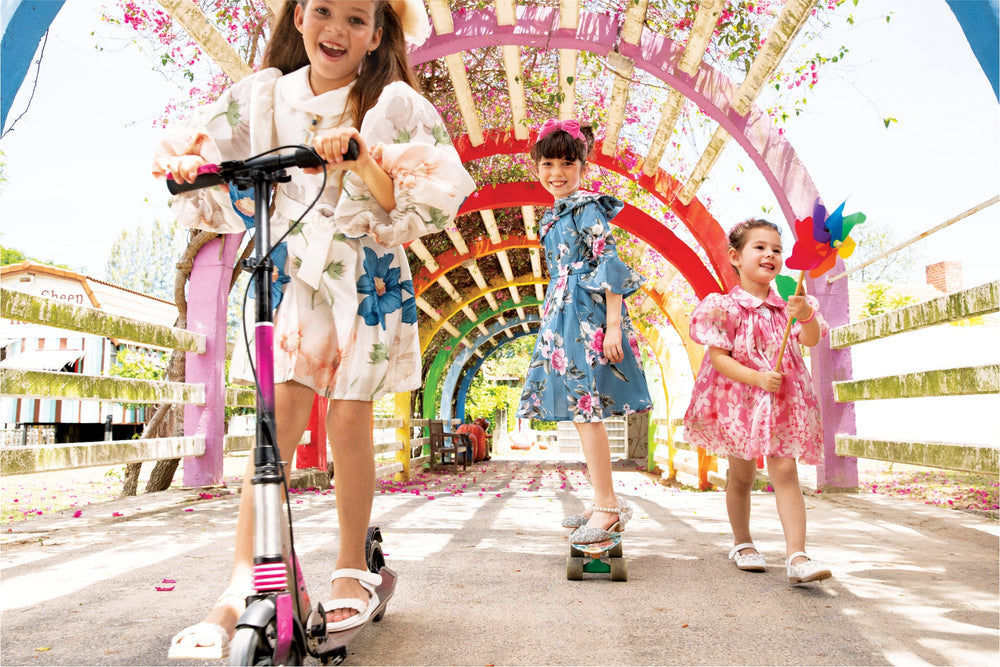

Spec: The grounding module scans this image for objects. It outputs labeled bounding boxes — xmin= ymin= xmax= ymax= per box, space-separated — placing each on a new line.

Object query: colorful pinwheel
xmin=786 ymin=199 xmax=866 ymax=278
xmin=773 ymin=199 xmax=865 ymax=370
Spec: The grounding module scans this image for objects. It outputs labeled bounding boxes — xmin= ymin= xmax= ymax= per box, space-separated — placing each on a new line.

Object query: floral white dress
xmin=154 ymin=66 xmax=476 ymax=400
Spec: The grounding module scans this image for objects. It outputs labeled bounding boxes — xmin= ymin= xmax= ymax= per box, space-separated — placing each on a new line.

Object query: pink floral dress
xmin=682 ymin=286 xmax=828 ymax=464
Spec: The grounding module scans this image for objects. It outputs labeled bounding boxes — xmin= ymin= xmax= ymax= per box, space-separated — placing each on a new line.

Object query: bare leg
xmin=767 ymin=456 xmax=807 ymax=565
xmin=726 ymin=456 xmax=759 ymax=557
xmin=175 ymin=381 xmax=314 ymax=646
xmin=575 ymin=421 xmax=618 ymax=530
xmin=325 ymin=399 xmax=375 ymax=624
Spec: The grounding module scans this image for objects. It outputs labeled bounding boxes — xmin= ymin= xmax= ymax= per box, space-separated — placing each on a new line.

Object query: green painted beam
xmin=0 ymin=288 xmax=204 ymax=353
xmin=835 ymin=435 xmax=998 ymax=474
xmin=834 ymin=365 xmax=999 ymax=401
xmin=831 ymin=281 xmax=999 ymax=349
xmin=0 ymin=436 xmax=206 ymax=475
xmin=1 ymin=369 xmax=206 ymax=405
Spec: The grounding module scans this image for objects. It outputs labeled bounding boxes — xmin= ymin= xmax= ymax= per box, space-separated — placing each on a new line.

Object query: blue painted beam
xmin=945 ymin=0 xmax=999 ymax=100
xmin=2 ymin=0 xmax=66 ymax=128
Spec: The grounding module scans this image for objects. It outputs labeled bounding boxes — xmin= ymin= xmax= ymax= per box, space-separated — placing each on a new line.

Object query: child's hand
xmin=787 ymin=295 xmax=815 ymax=322
xmin=603 ymin=323 xmax=624 ymax=363
xmin=756 ymin=370 xmax=783 ymax=393
xmin=310 ymin=128 xmax=366 ymax=173
xmin=163 ymin=155 xmax=207 ymax=184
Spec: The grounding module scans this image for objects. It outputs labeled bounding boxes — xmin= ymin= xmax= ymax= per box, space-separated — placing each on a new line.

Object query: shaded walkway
xmin=1 ymin=459 xmax=997 ymax=666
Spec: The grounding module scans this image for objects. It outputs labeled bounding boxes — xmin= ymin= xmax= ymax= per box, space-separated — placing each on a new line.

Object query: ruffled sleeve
xmin=334 ymin=81 xmax=476 ymax=246
xmin=574 ymin=194 xmax=645 ymax=297
xmin=152 ymin=68 xmax=283 ymax=234
xmin=791 ymin=294 xmax=830 ymax=340
xmin=689 ymin=292 xmax=737 ymax=351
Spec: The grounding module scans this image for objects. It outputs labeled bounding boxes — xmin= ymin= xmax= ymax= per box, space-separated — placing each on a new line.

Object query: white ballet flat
xmin=786 ymin=551 xmax=832 ymax=585
xmin=729 ymin=542 xmax=767 ymax=572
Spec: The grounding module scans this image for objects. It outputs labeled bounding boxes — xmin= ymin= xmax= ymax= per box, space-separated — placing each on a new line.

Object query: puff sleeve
xmin=689 ymin=292 xmax=738 ymax=351
xmin=152 ymin=69 xmax=282 ymax=234
xmin=334 ymin=82 xmax=476 ymax=246
xmin=575 ymin=195 xmax=645 ymax=297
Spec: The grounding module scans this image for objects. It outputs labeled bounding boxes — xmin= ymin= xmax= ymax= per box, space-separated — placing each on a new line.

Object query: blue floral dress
xmin=155 ymin=67 xmax=475 ymax=401
xmin=517 ymin=192 xmax=652 ymax=422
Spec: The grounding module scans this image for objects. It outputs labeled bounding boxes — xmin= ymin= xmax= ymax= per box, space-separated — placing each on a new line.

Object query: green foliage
xmin=466 ymin=336 xmax=534 ymax=424
xmin=1 ymin=245 xmax=27 ymax=266
xmin=847 ymin=221 xmax=920 ymax=284
xmin=106 ymin=347 xmax=167 ymax=412
xmin=105 ymin=219 xmax=188 ymax=300
xmin=860 ymin=283 xmax=916 ymax=319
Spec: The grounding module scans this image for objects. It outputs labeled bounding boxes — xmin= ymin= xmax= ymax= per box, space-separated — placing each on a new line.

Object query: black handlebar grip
xmin=166 ymin=171 xmax=225 ymax=195
xmin=343 ymin=138 xmax=360 ymax=161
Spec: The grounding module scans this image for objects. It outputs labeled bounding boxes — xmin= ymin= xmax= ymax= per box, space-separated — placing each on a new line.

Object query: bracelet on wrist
xmin=797 ymin=308 xmax=816 ymax=324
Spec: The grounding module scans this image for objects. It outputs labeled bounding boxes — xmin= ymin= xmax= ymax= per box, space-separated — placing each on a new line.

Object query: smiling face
xmin=730 ymin=227 xmax=783 ymax=297
xmin=295 ymin=0 xmax=382 ymax=95
xmin=536 ymin=156 xmax=584 ymax=200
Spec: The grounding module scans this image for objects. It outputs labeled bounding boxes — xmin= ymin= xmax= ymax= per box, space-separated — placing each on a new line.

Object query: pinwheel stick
xmin=773 ymin=270 xmax=806 ymax=371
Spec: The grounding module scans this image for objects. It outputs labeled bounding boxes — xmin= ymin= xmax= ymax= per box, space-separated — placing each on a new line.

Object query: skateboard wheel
xmin=610 ymin=558 xmax=628 ymax=581
xmin=609 ymin=541 xmax=623 ymax=559
xmin=566 ymin=556 xmax=584 ymax=580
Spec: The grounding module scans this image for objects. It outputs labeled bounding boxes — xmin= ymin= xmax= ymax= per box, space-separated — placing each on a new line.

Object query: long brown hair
xmin=262 ymin=0 xmax=419 ymax=128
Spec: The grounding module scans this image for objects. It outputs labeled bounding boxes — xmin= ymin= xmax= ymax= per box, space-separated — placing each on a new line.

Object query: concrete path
xmin=1 ymin=458 xmax=997 ymax=666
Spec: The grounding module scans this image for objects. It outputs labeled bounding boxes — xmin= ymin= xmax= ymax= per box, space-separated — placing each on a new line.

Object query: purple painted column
xmin=807 ymin=268 xmax=858 ymax=490
xmin=183 ymin=233 xmax=242 ymax=486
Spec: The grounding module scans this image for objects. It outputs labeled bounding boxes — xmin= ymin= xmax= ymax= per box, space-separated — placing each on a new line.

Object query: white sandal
xmin=786 ymin=551 xmax=832 ymax=585
xmin=322 ymin=568 xmax=382 ymax=633
xmin=728 ymin=543 xmax=767 ymax=572
xmin=168 ymin=588 xmax=247 ymax=659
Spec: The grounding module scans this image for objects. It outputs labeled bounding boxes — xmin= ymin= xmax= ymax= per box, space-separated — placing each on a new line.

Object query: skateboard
xmin=308 ymin=527 xmax=397 ymax=665
xmin=566 ymin=532 xmax=627 ymax=581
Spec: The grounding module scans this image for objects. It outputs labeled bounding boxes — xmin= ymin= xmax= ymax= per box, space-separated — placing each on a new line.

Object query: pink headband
xmin=537 ymin=119 xmax=585 ymax=142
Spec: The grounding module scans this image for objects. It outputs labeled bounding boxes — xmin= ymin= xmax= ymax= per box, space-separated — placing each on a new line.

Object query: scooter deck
xmin=314 ymin=566 xmax=397 ymax=665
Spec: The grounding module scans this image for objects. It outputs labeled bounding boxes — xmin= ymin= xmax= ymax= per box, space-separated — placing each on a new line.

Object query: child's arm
xmin=787 ymin=295 xmax=821 ymax=347
xmin=312 ymin=130 xmax=395 ymax=213
xmin=708 ymin=346 xmax=783 ymax=393
xmin=604 ymin=290 xmax=624 ymax=363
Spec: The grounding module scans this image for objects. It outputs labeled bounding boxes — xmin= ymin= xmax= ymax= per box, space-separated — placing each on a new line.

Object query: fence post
xmin=807 ymin=273 xmax=859 ymax=490
xmin=395 ymin=392 xmax=411 ymax=482
xmin=183 ymin=233 xmax=242 ymax=487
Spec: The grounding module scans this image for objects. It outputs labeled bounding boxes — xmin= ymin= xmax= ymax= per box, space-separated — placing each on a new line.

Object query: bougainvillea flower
xmin=786 ymin=199 xmax=866 ymax=278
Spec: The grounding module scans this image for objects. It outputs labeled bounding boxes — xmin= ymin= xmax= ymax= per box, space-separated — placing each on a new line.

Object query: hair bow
xmin=537 ymin=119 xmax=585 ymax=142
xmin=389 ymin=0 xmax=431 ymax=46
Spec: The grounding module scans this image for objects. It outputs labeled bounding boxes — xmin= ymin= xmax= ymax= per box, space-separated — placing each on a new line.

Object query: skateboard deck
xmin=311 ymin=566 xmax=397 ymax=665
xmin=567 ymin=532 xmax=627 ymax=581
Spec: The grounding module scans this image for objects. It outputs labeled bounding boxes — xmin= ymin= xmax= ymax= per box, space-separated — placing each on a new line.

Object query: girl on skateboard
xmin=156 ymin=0 xmax=475 ymax=658
xmin=517 ymin=119 xmax=652 ymax=544
xmin=682 ymin=219 xmax=832 ymax=585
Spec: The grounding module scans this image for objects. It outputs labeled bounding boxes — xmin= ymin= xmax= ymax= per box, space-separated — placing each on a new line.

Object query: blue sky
xmin=1 ymin=0 xmax=997 ymax=288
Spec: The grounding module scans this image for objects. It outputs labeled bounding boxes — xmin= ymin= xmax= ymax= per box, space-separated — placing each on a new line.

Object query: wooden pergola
xmin=155 ymin=0 xmax=857 ymax=488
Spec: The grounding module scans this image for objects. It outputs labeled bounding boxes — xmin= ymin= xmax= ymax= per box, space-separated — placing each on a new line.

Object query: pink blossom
xmin=551 ymin=347 xmax=568 ymax=374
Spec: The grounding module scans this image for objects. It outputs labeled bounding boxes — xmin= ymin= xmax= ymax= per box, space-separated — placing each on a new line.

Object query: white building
xmin=0 ymin=261 xmax=178 ymax=443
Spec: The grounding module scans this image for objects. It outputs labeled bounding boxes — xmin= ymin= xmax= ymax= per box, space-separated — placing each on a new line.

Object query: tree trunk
xmin=145 ymin=458 xmax=181 ymax=492
xmin=121 ymin=462 xmax=142 ymax=497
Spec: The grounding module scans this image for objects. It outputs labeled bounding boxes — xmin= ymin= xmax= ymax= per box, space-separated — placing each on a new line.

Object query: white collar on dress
xmin=276 ymin=66 xmax=356 ymax=119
